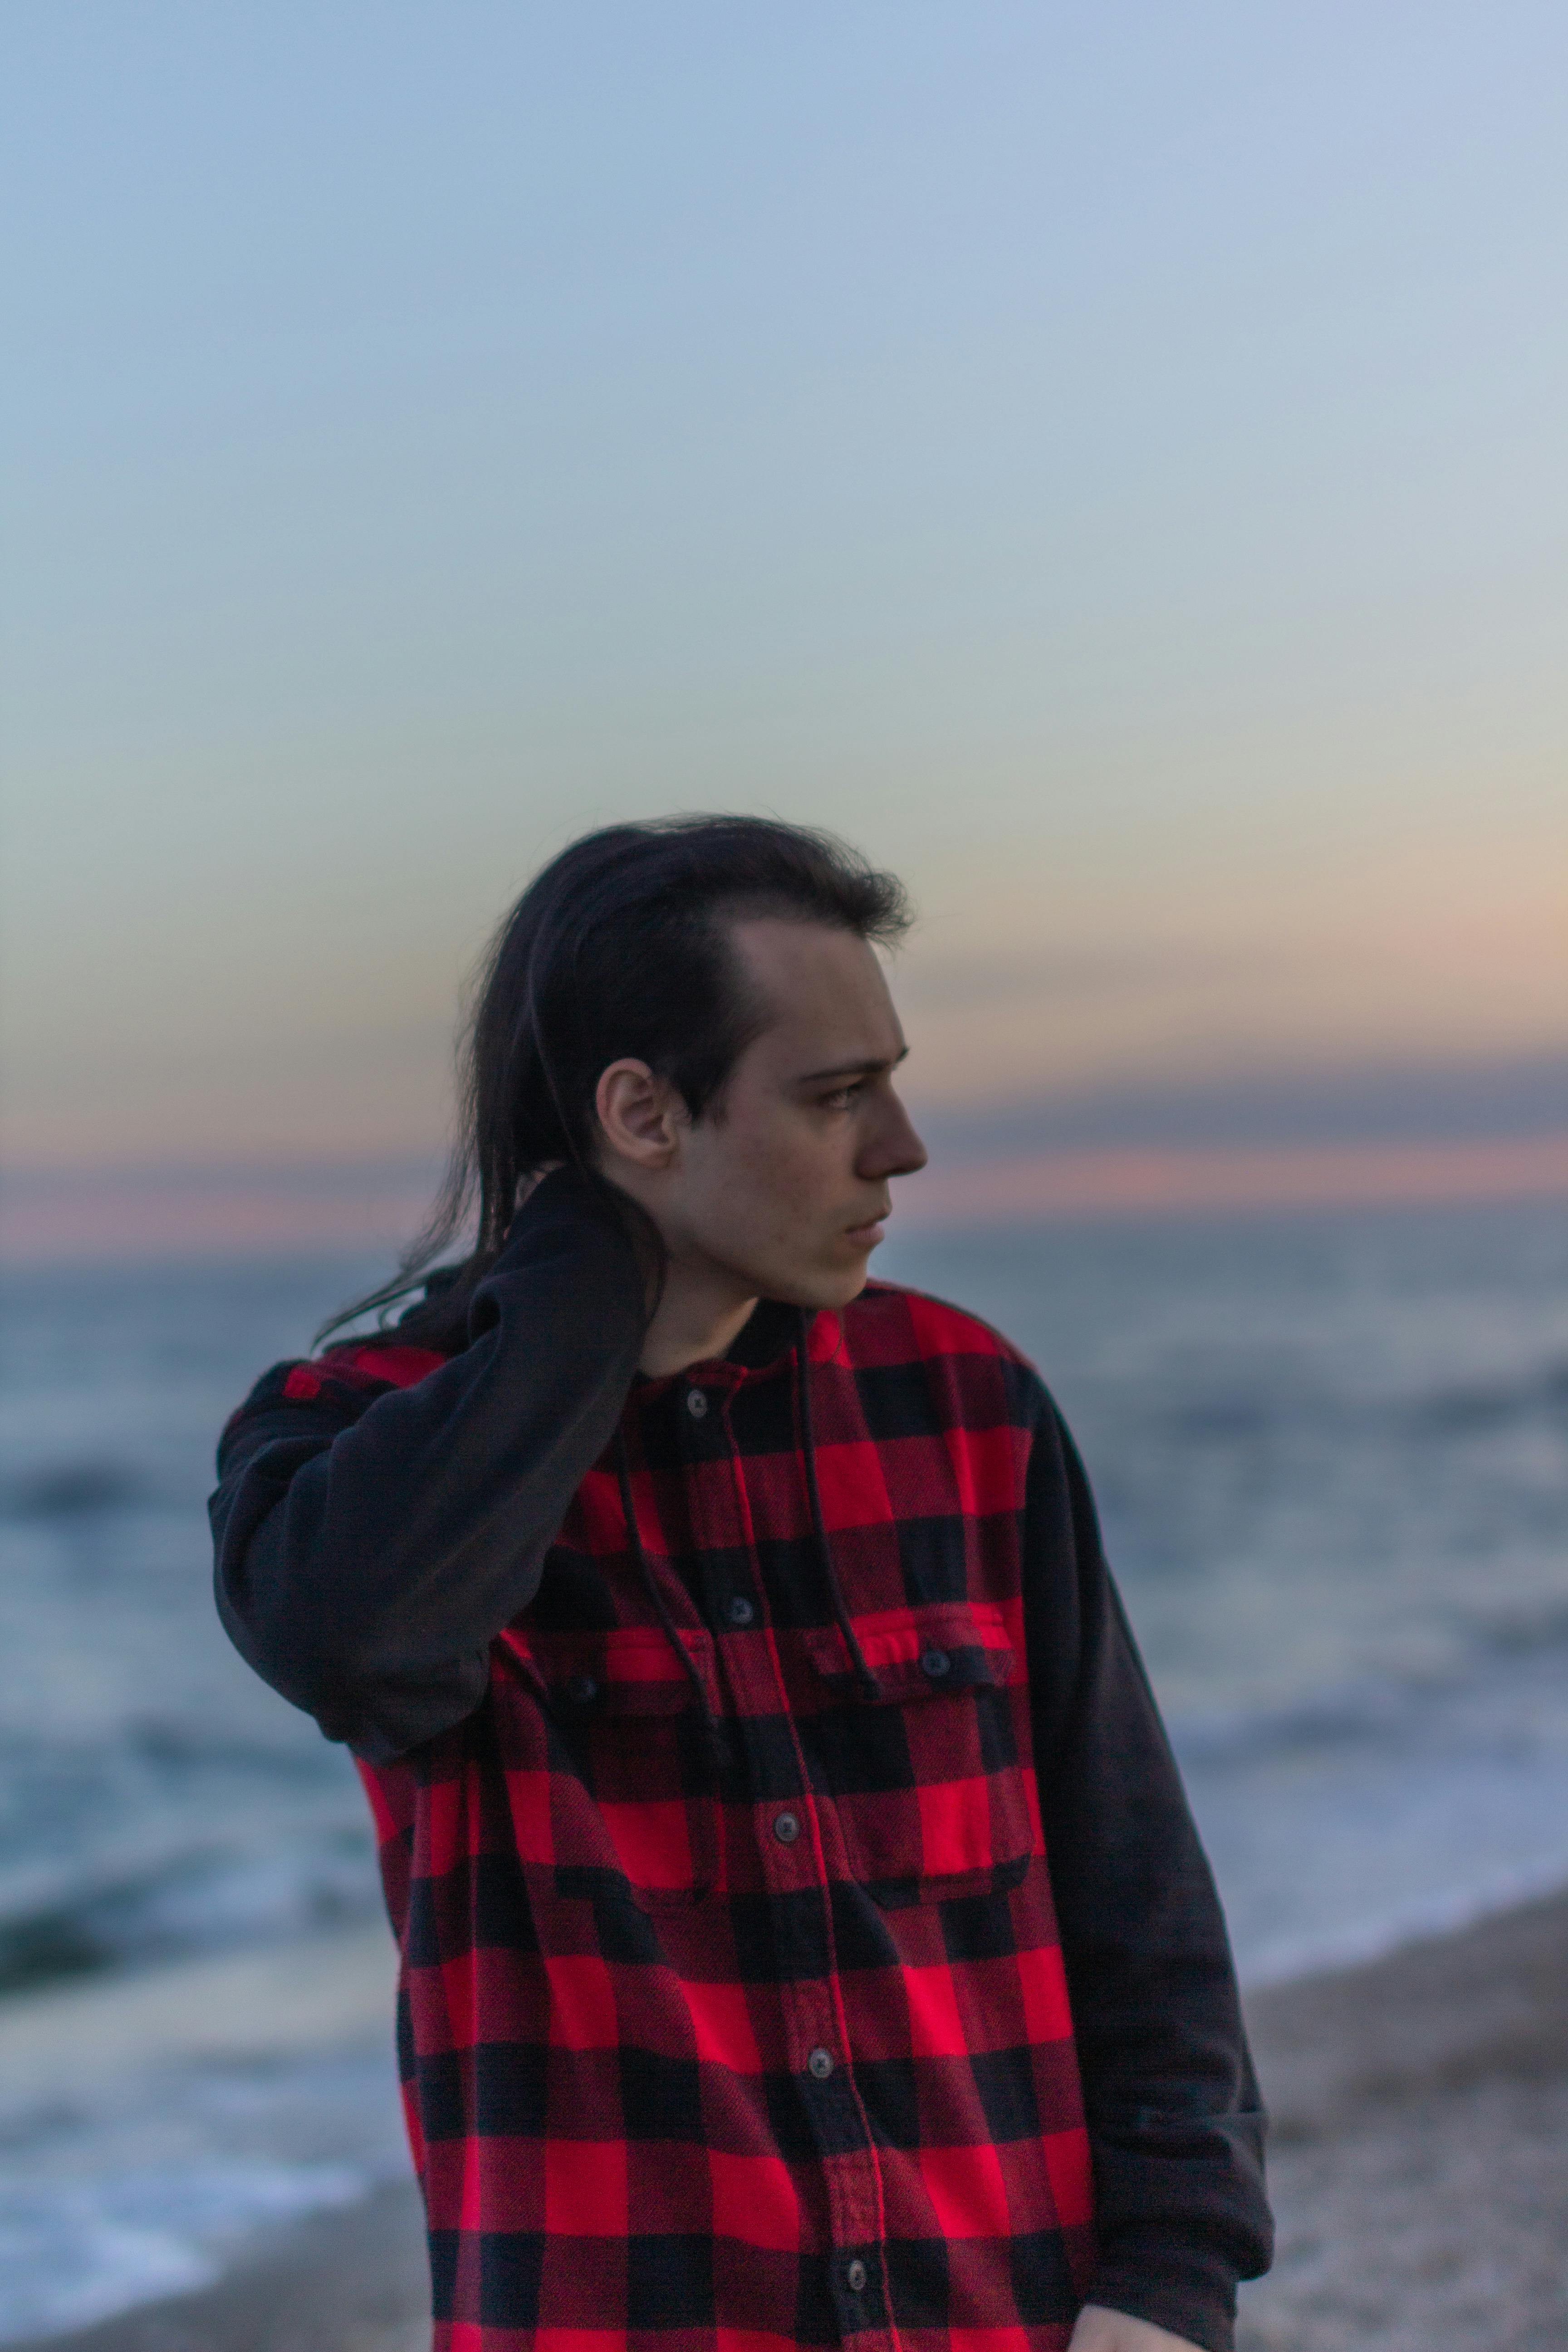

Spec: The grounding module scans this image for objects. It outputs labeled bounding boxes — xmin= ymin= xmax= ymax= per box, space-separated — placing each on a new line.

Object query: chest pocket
xmin=805 ymin=1602 xmax=1035 ymax=1907
xmin=500 ymin=1623 xmax=719 ymax=1906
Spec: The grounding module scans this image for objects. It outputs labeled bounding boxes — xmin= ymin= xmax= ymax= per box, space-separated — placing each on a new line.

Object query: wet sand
xmin=18 ymin=1889 xmax=1568 ymax=2352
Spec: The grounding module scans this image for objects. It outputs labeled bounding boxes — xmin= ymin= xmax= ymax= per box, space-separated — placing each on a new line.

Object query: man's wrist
xmin=1069 ymin=2304 xmax=1206 ymax=2352
xmin=1079 ymin=2219 xmax=1246 ymax=2352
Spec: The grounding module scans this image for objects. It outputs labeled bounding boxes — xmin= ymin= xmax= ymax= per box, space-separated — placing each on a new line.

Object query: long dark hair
xmin=318 ymin=814 xmax=911 ymax=1353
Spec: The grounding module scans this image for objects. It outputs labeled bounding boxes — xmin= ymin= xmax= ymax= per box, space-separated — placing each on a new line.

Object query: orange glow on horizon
xmin=897 ymin=1134 xmax=1568 ymax=1226
xmin=3 ymin=1135 xmax=1564 ymax=1265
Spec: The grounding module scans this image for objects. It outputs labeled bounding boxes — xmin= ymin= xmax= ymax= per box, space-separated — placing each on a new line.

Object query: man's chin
xmin=767 ymin=1256 xmax=875 ymax=1313
xmin=715 ymin=1230 xmax=882 ymax=1314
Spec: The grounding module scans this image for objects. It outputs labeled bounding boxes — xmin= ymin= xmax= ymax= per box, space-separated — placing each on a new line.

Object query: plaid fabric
xmin=349 ymin=1282 xmax=1096 ymax=2352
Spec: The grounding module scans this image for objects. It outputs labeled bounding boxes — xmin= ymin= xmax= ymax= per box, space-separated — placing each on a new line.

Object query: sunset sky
xmin=4 ymin=3 xmax=1565 ymax=1253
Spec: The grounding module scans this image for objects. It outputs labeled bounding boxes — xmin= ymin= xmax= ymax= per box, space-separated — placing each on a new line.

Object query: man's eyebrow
xmin=796 ymin=1044 xmax=910 ymax=1084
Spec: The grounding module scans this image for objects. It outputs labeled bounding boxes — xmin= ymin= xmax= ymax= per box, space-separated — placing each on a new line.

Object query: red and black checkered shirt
xmin=214 ymin=1175 xmax=1269 ymax=2352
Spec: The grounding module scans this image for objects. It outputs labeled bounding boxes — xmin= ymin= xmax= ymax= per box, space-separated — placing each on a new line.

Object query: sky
xmin=4 ymin=2 xmax=1565 ymax=1249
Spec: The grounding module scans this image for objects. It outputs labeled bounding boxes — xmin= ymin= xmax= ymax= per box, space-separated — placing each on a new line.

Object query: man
xmin=213 ymin=816 xmax=1270 ymax=2352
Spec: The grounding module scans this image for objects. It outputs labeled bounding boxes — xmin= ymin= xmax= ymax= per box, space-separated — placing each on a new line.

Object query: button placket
xmin=696 ymin=1366 xmax=887 ymax=2337
xmin=675 ymin=1388 xmax=760 ymax=1672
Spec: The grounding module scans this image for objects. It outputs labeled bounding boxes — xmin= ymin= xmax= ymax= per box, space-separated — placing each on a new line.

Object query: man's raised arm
xmin=210 ymin=1167 xmax=647 ymax=1763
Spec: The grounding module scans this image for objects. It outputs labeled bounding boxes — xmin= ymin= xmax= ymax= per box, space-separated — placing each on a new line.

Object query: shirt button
xmin=845 ymin=2259 xmax=867 ymax=2292
xmin=807 ymin=2047 xmax=835 ymax=2080
xmin=920 ymin=1647 xmax=952 ymax=1679
xmin=727 ymin=1595 xmax=755 ymax=1627
xmin=685 ymin=1388 xmax=708 ymax=1419
xmin=772 ymin=1811 xmax=801 ymax=1844
xmin=564 ymin=1673 xmax=599 ymax=1705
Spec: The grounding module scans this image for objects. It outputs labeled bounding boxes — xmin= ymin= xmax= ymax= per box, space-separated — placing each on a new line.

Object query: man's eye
xmin=820 ymin=1083 xmax=864 ymax=1110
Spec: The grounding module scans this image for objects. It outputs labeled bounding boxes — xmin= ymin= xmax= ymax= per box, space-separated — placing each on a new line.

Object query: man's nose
xmin=861 ymin=1090 xmax=928 ymax=1181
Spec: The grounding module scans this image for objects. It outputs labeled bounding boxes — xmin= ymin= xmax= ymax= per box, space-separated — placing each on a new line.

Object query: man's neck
xmin=639 ymin=1261 xmax=760 ymax=1379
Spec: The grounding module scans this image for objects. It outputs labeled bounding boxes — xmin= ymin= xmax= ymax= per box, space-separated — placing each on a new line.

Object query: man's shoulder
xmin=840 ymin=1278 xmax=1039 ymax=1380
xmin=279 ymin=1338 xmax=450 ymax=1399
xmin=218 ymin=1338 xmax=448 ymax=1460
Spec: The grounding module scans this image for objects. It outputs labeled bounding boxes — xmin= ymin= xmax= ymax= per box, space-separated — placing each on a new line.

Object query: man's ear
xmin=595 ymin=1059 xmax=684 ymax=1170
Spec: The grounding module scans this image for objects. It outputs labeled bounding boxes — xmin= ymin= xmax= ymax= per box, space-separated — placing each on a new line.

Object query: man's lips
xmin=844 ymin=1209 xmax=891 ymax=1245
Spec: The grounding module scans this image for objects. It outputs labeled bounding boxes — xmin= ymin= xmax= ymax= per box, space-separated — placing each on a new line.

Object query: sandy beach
xmin=10 ymin=1886 xmax=1564 ymax=2352
xmin=1236 ymin=1886 xmax=1568 ymax=2351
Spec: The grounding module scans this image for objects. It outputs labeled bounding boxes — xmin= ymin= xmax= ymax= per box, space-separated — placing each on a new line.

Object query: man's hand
xmin=1068 ymin=2306 xmax=1206 ymax=2352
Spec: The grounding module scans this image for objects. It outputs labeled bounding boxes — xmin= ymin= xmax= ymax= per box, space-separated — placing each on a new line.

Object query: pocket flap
xmin=499 ymin=1622 xmax=719 ymax=1717
xmin=804 ymin=1602 xmax=1014 ymax=1699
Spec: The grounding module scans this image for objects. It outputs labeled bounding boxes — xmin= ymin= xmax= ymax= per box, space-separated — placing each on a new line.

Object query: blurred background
xmin=1 ymin=3 xmax=1565 ymax=2341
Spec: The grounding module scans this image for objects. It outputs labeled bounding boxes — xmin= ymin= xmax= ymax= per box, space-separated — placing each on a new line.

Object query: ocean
xmin=1 ymin=1200 xmax=1565 ymax=2339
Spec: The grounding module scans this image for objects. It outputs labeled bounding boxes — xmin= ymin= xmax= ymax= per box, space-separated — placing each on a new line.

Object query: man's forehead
xmin=728 ymin=916 xmax=905 ymax=1064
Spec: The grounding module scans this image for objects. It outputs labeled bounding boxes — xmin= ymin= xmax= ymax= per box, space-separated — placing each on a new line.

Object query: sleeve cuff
xmin=1083 ymin=2232 xmax=1240 ymax=2352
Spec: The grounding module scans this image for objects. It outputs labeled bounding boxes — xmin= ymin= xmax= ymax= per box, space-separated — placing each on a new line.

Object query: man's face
xmin=604 ymin=918 xmax=928 ymax=1311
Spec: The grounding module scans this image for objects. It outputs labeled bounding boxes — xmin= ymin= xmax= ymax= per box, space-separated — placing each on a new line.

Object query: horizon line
xmin=2 ymin=1131 xmax=1563 ymax=1267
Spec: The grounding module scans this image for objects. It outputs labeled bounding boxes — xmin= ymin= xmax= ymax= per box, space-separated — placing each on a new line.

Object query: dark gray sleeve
xmin=1021 ymin=1390 xmax=1272 ymax=2352
xmin=210 ymin=1169 xmax=647 ymax=1763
